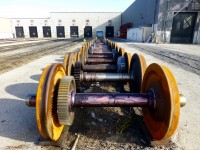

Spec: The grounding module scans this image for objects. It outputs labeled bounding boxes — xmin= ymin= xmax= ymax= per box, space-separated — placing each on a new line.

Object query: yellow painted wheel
xmin=77 ymin=51 xmax=81 ymax=62
xmin=83 ymin=46 xmax=88 ymax=64
xmin=79 ymin=47 xmax=84 ymax=65
xmin=66 ymin=53 xmax=76 ymax=76
xmin=142 ymin=64 xmax=180 ymax=140
xmin=63 ymin=54 xmax=69 ymax=72
xmin=124 ymin=52 xmax=132 ymax=73
xmin=129 ymin=54 xmax=147 ymax=93
xmin=36 ymin=64 xmax=66 ymax=141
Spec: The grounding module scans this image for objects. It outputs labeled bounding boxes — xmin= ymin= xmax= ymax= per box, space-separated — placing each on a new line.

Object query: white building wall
xmin=50 ymin=12 xmax=121 ymax=38
xmin=11 ymin=12 xmax=121 ymax=38
xmin=11 ymin=18 xmax=52 ymax=38
xmin=0 ymin=18 xmax=13 ymax=38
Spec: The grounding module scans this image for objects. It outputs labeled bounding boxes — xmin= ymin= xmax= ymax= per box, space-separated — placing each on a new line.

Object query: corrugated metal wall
xmin=122 ymin=0 xmax=158 ymax=27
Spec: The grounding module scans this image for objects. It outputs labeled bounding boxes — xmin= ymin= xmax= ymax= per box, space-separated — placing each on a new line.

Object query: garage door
xmin=106 ymin=26 xmax=114 ymax=38
xmin=84 ymin=26 xmax=92 ymax=37
xmin=15 ymin=26 xmax=24 ymax=38
xmin=43 ymin=26 xmax=52 ymax=38
xmin=171 ymin=12 xmax=197 ymax=43
xmin=56 ymin=26 xmax=65 ymax=38
xmin=29 ymin=26 xmax=38 ymax=38
xmin=70 ymin=26 xmax=79 ymax=37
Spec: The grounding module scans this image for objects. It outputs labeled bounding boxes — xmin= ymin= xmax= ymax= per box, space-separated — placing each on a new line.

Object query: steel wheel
xmin=124 ymin=52 xmax=132 ymax=73
xmin=142 ymin=63 xmax=180 ymax=140
xmin=129 ymin=54 xmax=147 ymax=93
xmin=36 ymin=64 xmax=66 ymax=141
xmin=63 ymin=54 xmax=70 ymax=72
xmin=66 ymin=53 xmax=76 ymax=76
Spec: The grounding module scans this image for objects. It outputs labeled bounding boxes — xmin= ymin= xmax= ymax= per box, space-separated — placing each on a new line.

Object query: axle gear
xmin=57 ymin=76 xmax=75 ymax=125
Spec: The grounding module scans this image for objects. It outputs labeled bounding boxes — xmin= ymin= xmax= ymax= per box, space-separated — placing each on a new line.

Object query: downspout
xmin=153 ymin=0 xmax=158 ymax=33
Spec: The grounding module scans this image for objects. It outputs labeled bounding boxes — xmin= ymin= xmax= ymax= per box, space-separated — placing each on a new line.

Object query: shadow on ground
xmin=30 ymin=74 xmax=41 ymax=82
xmin=0 ymin=98 xmax=39 ymax=143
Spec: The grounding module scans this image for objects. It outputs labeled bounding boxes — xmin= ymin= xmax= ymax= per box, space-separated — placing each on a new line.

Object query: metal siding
xmin=122 ymin=0 xmax=157 ymax=27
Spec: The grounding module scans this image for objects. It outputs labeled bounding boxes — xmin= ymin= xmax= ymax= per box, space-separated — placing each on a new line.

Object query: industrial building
xmin=0 ymin=17 xmax=13 ymax=38
xmin=122 ymin=0 xmax=200 ymax=44
xmin=0 ymin=0 xmax=200 ymax=44
xmin=11 ymin=12 xmax=121 ymax=38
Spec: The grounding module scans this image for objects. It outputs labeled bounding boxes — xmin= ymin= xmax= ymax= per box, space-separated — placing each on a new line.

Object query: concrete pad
xmin=0 ymin=55 xmax=63 ymax=149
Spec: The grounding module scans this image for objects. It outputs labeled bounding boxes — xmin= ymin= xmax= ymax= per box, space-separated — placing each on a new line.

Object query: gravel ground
xmin=115 ymin=40 xmax=200 ymax=150
xmin=0 ymin=38 xmax=199 ymax=150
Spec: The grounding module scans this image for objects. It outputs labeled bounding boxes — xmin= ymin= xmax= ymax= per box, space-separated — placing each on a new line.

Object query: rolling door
xmin=56 ymin=26 xmax=65 ymax=38
xmin=43 ymin=26 xmax=52 ymax=38
xmin=106 ymin=26 xmax=114 ymax=38
xmin=29 ymin=26 xmax=38 ymax=38
xmin=70 ymin=26 xmax=79 ymax=37
xmin=84 ymin=26 xmax=92 ymax=37
xmin=15 ymin=26 xmax=24 ymax=38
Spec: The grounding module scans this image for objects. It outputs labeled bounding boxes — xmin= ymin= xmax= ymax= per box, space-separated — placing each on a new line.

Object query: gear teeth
xmin=73 ymin=62 xmax=82 ymax=92
xmin=57 ymin=76 xmax=76 ymax=125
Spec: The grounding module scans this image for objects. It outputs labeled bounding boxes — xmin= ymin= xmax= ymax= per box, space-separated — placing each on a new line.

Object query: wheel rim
xmin=124 ymin=52 xmax=132 ymax=73
xmin=36 ymin=64 xmax=66 ymax=141
xmin=142 ymin=63 xmax=180 ymax=140
xmin=129 ymin=54 xmax=147 ymax=93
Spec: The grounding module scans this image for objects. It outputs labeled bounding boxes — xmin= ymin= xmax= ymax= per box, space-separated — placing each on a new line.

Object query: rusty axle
xmin=88 ymin=54 xmax=113 ymax=58
xmin=82 ymin=65 xmax=117 ymax=72
xmin=86 ymin=58 xmax=116 ymax=64
xmin=81 ymin=72 xmax=134 ymax=82
xmin=26 ymin=93 xmax=186 ymax=108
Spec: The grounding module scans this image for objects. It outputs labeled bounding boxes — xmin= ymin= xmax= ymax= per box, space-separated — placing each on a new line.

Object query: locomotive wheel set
xmin=26 ymin=37 xmax=186 ymax=142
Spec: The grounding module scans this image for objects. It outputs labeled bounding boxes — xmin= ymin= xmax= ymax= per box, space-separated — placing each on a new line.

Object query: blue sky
xmin=0 ymin=0 xmax=135 ymax=18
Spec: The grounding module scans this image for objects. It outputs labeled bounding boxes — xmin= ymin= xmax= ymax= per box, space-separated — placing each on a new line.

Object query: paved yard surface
xmin=0 ymin=39 xmax=199 ymax=150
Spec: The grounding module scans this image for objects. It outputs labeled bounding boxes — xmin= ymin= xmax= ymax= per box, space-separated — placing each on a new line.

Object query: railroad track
xmin=0 ymin=38 xmax=83 ymax=73
xmin=0 ymin=39 xmax=64 ymax=53
xmin=126 ymin=44 xmax=200 ymax=75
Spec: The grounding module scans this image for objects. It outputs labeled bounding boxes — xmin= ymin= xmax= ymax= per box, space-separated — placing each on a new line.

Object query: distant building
xmin=122 ymin=0 xmax=200 ymax=44
xmin=0 ymin=17 xmax=13 ymax=38
xmin=0 ymin=1 xmax=199 ymax=44
xmin=10 ymin=12 xmax=121 ymax=38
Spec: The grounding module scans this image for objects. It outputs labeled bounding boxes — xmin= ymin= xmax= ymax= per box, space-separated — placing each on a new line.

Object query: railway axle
xmin=25 ymin=38 xmax=186 ymax=143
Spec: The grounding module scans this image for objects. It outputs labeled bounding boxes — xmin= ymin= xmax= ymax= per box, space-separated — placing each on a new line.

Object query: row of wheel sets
xmin=26 ymin=37 xmax=186 ymax=142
